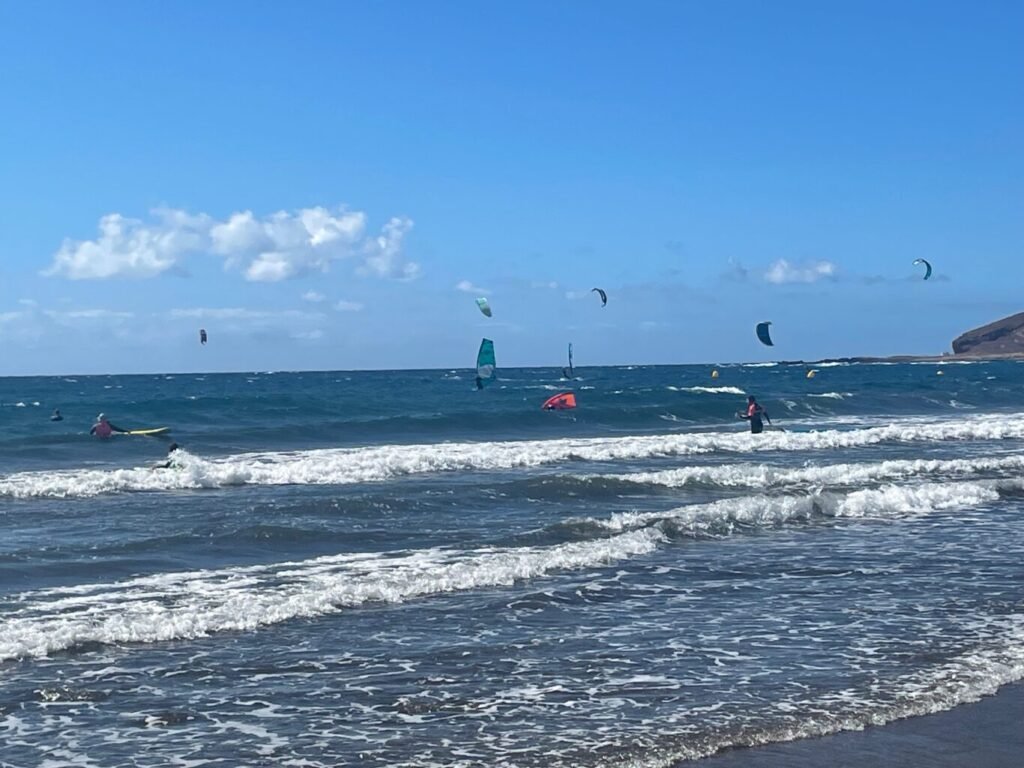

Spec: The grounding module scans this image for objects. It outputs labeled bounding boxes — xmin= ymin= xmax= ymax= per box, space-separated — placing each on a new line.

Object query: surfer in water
xmin=90 ymin=413 xmax=128 ymax=439
xmin=741 ymin=395 xmax=771 ymax=434
xmin=153 ymin=443 xmax=181 ymax=469
xmin=50 ymin=409 xmax=63 ymax=422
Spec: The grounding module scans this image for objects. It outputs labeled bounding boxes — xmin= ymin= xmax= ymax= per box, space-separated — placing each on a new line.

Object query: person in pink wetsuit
xmin=89 ymin=413 xmax=128 ymax=439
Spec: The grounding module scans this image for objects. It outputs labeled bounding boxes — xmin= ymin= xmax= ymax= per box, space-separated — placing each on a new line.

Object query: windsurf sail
xmin=476 ymin=338 xmax=496 ymax=386
xmin=542 ymin=392 xmax=577 ymax=410
xmin=199 ymin=328 xmax=207 ymax=345
xmin=568 ymin=343 xmax=574 ymax=377
xmin=756 ymin=321 xmax=774 ymax=347
xmin=476 ymin=297 xmax=493 ymax=317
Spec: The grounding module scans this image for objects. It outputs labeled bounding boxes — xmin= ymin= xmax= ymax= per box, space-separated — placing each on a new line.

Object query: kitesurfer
xmin=50 ymin=409 xmax=63 ymax=422
xmin=90 ymin=413 xmax=128 ymax=439
xmin=741 ymin=396 xmax=771 ymax=434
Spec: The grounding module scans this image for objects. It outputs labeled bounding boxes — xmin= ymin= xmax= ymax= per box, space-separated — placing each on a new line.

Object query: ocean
xmin=2 ymin=361 xmax=1023 ymax=767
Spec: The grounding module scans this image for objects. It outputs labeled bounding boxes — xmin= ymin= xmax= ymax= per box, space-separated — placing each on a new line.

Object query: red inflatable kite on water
xmin=542 ymin=392 xmax=577 ymax=410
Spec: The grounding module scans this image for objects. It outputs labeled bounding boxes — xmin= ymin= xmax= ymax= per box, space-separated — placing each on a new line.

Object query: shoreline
xmin=687 ymin=682 xmax=1024 ymax=767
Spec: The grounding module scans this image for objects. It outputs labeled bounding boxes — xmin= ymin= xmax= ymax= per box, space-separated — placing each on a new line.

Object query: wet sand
xmin=690 ymin=683 xmax=1024 ymax=767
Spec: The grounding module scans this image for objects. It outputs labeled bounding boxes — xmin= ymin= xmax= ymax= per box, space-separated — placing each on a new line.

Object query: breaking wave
xmin=670 ymin=386 xmax=746 ymax=395
xmin=3 ymin=475 xmax=1018 ymax=661
xmin=587 ymin=454 xmax=1024 ymax=491
xmin=4 ymin=413 xmax=1024 ymax=499
xmin=0 ymin=529 xmax=664 ymax=661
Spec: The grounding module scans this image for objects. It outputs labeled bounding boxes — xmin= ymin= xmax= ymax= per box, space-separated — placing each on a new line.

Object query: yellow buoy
xmin=937 ymin=370 xmax=944 ymax=376
xmin=711 ymin=369 xmax=719 ymax=379
xmin=806 ymin=369 xmax=817 ymax=379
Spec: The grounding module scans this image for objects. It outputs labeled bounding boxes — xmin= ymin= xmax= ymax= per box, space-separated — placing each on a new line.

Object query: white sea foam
xmin=591 ymin=479 xmax=1016 ymax=534
xmin=591 ymin=454 xmax=1024 ymax=491
xmin=673 ymin=386 xmax=746 ymax=395
xmin=807 ymin=392 xmax=853 ymax=400
xmin=625 ymin=612 xmax=1024 ymax=766
xmin=4 ymin=414 xmax=1024 ymax=499
xmin=3 ymin=473 xmax=1013 ymax=661
xmin=0 ymin=528 xmax=664 ymax=661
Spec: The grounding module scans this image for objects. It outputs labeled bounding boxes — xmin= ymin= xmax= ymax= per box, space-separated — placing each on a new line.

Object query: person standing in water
xmin=741 ymin=395 xmax=771 ymax=434
xmin=90 ymin=413 xmax=128 ymax=438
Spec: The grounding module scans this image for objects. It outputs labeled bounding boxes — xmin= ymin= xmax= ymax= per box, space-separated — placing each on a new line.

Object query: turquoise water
xmin=2 ymin=361 xmax=1024 ymax=766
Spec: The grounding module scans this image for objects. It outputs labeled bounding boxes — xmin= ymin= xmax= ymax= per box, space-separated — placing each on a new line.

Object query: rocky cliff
xmin=952 ymin=312 xmax=1024 ymax=356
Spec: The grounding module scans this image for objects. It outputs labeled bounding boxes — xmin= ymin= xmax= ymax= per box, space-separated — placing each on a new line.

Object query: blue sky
xmin=0 ymin=1 xmax=1021 ymax=375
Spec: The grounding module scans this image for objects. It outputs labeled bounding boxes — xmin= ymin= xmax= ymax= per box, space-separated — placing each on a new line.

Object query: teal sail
xmin=476 ymin=338 xmax=496 ymax=387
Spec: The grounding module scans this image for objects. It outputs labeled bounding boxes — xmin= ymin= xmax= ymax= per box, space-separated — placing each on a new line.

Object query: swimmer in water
xmin=50 ymin=409 xmax=63 ymax=422
xmin=153 ymin=442 xmax=181 ymax=469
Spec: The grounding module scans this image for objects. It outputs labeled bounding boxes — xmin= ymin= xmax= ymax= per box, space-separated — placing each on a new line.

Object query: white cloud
xmin=334 ymin=300 xmax=364 ymax=312
xmin=764 ymin=259 xmax=837 ymax=284
xmin=18 ymin=298 xmax=38 ymax=307
xmin=45 ymin=309 xmax=134 ymax=321
xmin=45 ymin=211 xmax=203 ymax=279
xmin=245 ymin=252 xmax=299 ymax=282
xmin=455 ymin=280 xmax=490 ymax=294
xmin=531 ymin=280 xmax=558 ymax=290
xmin=292 ymin=329 xmax=325 ymax=341
xmin=302 ymin=291 xmax=326 ymax=303
xmin=46 ymin=206 xmax=417 ymax=282
xmin=361 ymin=217 xmax=417 ymax=280
xmin=169 ymin=307 xmax=321 ymax=321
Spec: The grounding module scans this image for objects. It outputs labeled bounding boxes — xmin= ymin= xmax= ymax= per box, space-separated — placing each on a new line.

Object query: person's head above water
xmin=747 ymin=396 xmax=756 ymax=404
xmin=97 ymin=413 xmax=106 ymax=422
xmin=168 ymin=443 xmax=179 ymax=453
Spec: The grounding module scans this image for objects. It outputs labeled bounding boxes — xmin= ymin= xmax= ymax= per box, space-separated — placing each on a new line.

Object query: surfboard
xmin=126 ymin=427 xmax=171 ymax=436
